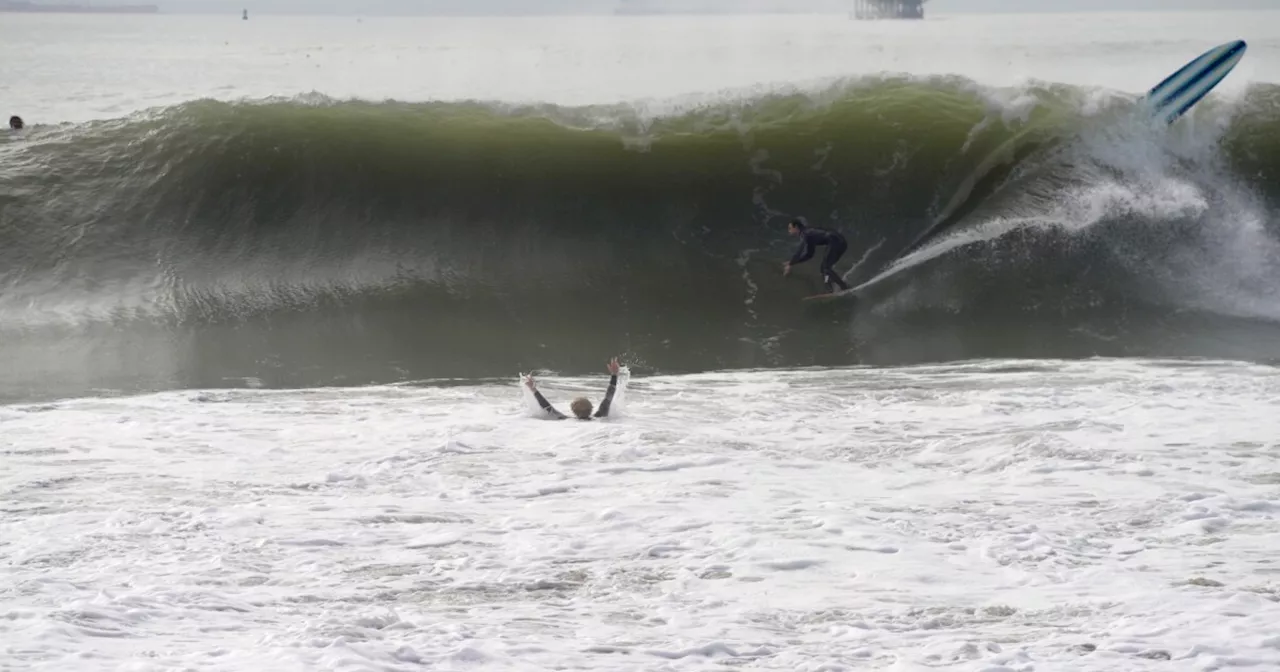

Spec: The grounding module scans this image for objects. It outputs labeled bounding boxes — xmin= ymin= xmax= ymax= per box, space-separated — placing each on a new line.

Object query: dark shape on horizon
xmin=853 ymin=0 xmax=926 ymax=19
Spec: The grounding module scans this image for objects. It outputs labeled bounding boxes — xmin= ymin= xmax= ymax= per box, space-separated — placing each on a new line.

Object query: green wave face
xmin=0 ymin=75 xmax=1278 ymax=394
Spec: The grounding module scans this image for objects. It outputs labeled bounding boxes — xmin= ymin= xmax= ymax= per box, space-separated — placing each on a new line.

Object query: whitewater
xmin=6 ymin=361 xmax=1280 ymax=670
xmin=3 ymin=9 xmax=1280 ymax=671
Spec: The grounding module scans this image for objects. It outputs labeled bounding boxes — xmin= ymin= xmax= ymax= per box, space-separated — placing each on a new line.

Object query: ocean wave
xmin=1 ymin=73 xmax=1279 ymax=393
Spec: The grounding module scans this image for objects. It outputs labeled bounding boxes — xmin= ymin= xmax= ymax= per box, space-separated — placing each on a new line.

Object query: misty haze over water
xmin=56 ymin=0 xmax=1279 ymax=15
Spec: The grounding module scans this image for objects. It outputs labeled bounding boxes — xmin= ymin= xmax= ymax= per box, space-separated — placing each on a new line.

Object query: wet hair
xmin=788 ymin=217 xmax=805 ymax=230
xmin=8 ymin=116 xmax=22 ymax=130
xmin=570 ymin=397 xmax=593 ymax=419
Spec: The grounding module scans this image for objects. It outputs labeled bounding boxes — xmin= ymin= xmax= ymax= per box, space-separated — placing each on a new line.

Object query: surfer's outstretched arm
xmin=790 ymin=237 xmax=815 ymax=265
xmin=590 ymin=357 xmax=622 ymax=418
xmin=592 ymin=375 xmax=618 ymax=418
xmin=535 ymin=391 xmax=568 ymax=420
xmin=593 ymin=357 xmax=622 ymax=417
xmin=594 ymin=378 xmax=618 ymax=417
xmin=524 ymin=374 xmax=568 ymax=420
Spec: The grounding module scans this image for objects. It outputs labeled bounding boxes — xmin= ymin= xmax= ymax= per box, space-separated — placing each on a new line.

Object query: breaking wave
xmin=2 ymin=74 xmax=1279 ymax=397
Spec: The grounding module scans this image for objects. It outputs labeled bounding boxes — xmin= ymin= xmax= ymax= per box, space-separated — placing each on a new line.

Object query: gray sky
xmin=152 ymin=0 xmax=1278 ymax=15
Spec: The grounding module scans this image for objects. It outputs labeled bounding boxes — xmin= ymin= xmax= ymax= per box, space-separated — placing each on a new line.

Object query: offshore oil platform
xmin=852 ymin=0 xmax=925 ymax=19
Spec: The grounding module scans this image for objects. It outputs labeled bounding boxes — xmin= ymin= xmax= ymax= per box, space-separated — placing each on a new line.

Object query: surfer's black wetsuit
xmin=532 ymin=374 xmax=618 ymax=420
xmin=791 ymin=227 xmax=851 ymax=291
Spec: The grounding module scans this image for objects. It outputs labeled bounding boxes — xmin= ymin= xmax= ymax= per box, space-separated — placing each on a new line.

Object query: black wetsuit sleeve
xmin=790 ymin=234 xmax=815 ymax=265
xmin=532 ymin=389 xmax=568 ymax=420
xmin=593 ymin=375 xmax=619 ymax=418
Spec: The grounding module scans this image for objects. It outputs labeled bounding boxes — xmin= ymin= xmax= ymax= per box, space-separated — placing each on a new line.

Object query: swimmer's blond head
xmin=570 ymin=398 xmax=593 ymax=419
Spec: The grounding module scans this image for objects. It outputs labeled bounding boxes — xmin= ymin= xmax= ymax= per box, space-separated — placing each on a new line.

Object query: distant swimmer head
xmin=787 ymin=217 xmax=806 ymax=236
xmin=8 ymin=116 xmax=22 ymax=130
xmin=570 ymin=397 xmax=593 ymax=420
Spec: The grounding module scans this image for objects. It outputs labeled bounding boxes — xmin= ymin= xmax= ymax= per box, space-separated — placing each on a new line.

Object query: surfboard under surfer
xmin=783 ymin=218 xmax=851 ymax=293
xmin=523 ymin=357 xmax=622 ymax=420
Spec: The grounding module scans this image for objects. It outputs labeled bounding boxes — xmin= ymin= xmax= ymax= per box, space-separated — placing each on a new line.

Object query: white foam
xmin=3 ymin=359 xmax=1280 ymax=669
xmin=858 ymin=81 xmax=1280 ymax=328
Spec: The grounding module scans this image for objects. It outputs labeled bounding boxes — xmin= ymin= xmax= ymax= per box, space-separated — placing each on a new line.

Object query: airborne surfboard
xmin=801 ymin=39 xmax=1248 ymax=305
xmin=1141 ymin=39 xmax=1247 ymax=125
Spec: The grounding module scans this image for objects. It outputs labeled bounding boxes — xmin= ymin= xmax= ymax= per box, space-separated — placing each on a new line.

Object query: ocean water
xmin=2 ymin=10 xmax=1280 ymax=671
xmin=2 ymin=12 xmax=1280 ymax=394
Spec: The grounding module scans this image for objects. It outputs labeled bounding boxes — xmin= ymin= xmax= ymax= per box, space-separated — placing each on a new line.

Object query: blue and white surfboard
xmin=1143 ymin=39 xmax=1247 ymax=125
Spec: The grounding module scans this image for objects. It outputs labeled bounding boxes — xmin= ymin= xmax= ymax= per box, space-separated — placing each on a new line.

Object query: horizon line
xmin=27 ymin=6 xmax=1275 ymax=16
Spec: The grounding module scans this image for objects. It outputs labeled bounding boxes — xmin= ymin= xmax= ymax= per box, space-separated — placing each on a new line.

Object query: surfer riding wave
xmin=784 ymin=218 xmax=851 ymax=293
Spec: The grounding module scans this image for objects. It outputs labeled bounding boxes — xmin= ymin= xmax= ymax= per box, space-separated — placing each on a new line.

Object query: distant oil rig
xmin=852 ymin=0 xmax=925 ymax=19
